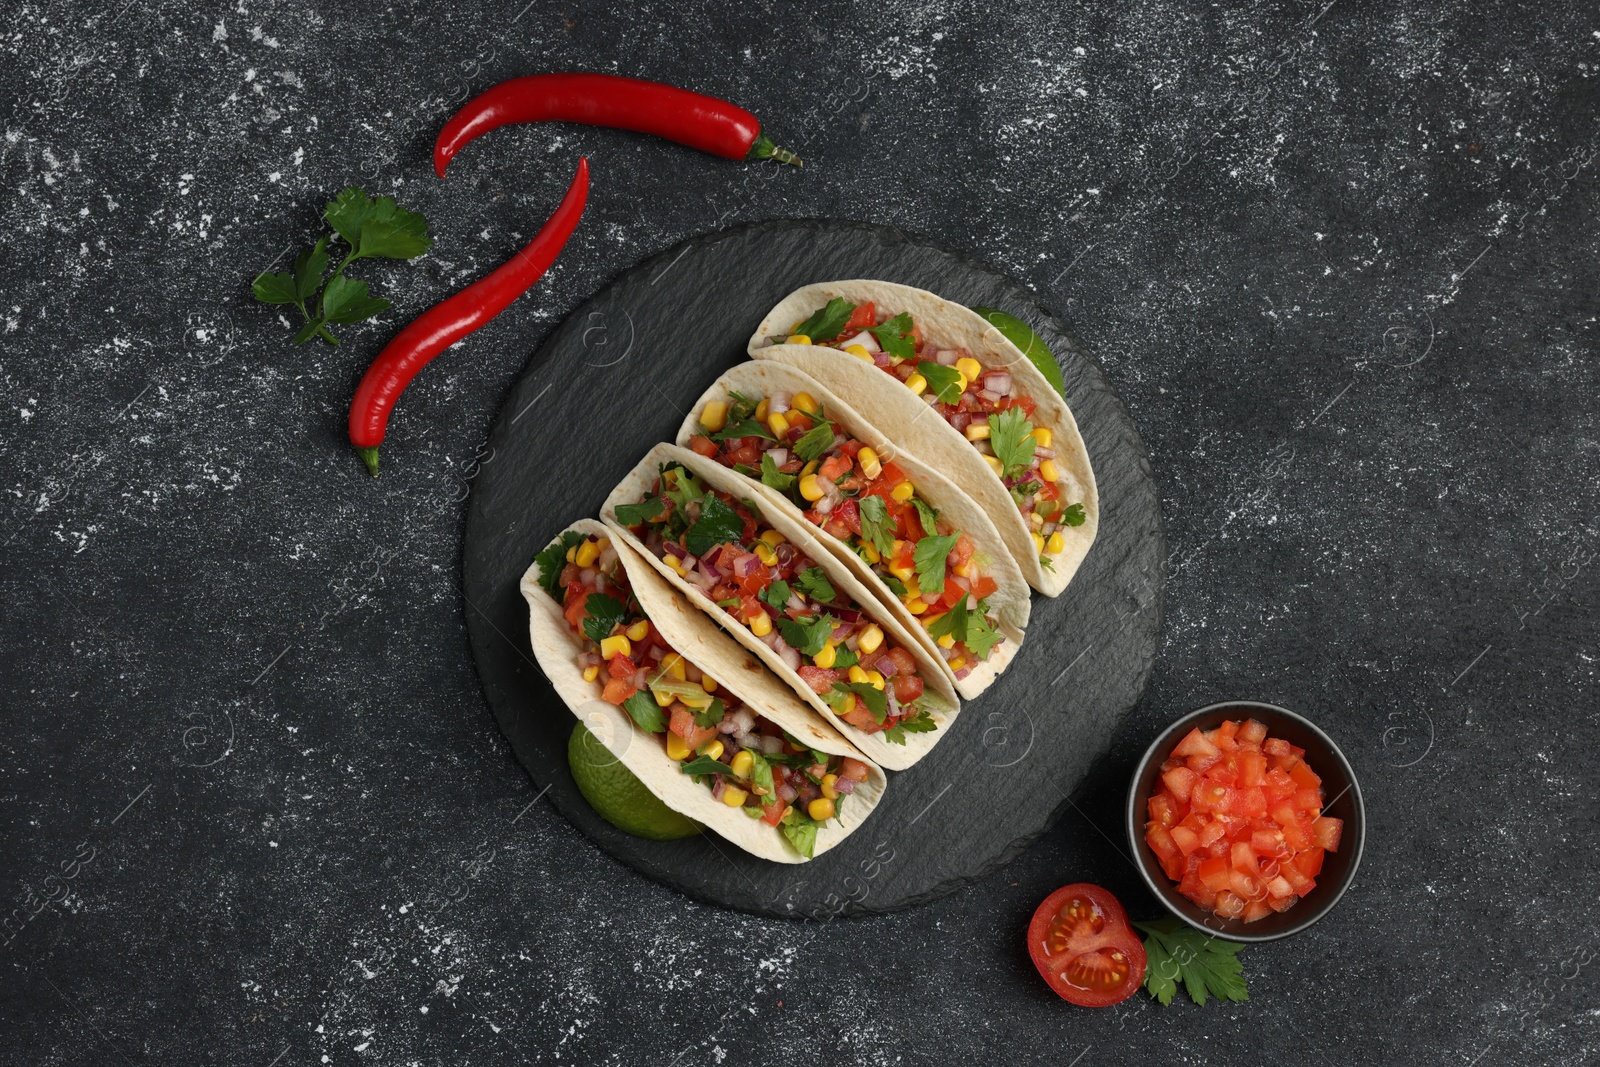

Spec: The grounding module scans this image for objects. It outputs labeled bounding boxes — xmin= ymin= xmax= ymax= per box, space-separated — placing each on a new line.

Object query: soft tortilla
xmin=521 ymin=518 xmax=887 ymax=863
xmin=748 ymin=280 xmax=1098 ymax=596
xmin=673 ymin=359 xmax=1030 ymax=700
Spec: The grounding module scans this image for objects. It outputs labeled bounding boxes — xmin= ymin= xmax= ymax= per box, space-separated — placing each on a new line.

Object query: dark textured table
xmin=4 ymin=3 xmax=1597 ymax=1064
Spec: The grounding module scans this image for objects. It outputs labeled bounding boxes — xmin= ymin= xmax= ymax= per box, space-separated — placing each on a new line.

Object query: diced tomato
xmin=726 ymin=443 xmax=761 ymax=468
xmin=1242 ymin=900 xmax=1273 ymax=923
xmin=1238 ymin=750 xmax=1267 ymax=787
xmin=761 ymin=801 xmax=789 ymax=827
xmin=1311 ymin=816 xmax=1343 ymax=852
xmin=891 ymin=673 xmax=924 ymax=704
xmin=668 ymin=705 xmax=694 ymax=738
xmin=1291 ymin=787 xmax=1323 ymax=814
xmin=1231 ymin=840 xmax=1261 ymax=876
xmin=600 ymin=678 xmax=637 ymax=705
xmin=1295 ymin=847 xmax=1326 ymax=878
xmin=1213 ymin=891 xmax=1246 ymax=919
xmin=1238 ymin=719 xmax=1268 ymax=745
xmin=949 ymin=534 xmax=975 ymax=568
xmin=839 ymin=757 xmax=871 ymax=782
xmin=1160 ymin=766 xmax=1198 ymax=803
xmin=1289 ymin=760 xmax=1323 ymax=790
xmin=1170 ymin=825 xmax=1200 ymax=856
xmin=1229 ymin=869 xmax=1261 ymax=901
xmin=1197 ymin=856 xmax=1231 ymax=893
xmin=1226 ymin=787 xmax=1268 ymax=818
xmin=1190 ymin=781 xmax=1230 ymax=814
xmin=970 ymin=575 xmax=999 ymax=600
xmin=1196 ymin=819 xmax=1228 ymax=849
xmin=563 ymin=588 xmax=590 ymax=631
xmin=1280 ymin=816 xmax=1313 ymax=852
xmin=684 ymin=723 xmax=719 ymax=750
xmin=797 ymin=666 xmax=843 ymax=693
xmin=606 ymin=654 xmax=635 ymax=679
xmin=1251 ymin=828 xmax=1288 ymax=858
xmin=832 ymin=497 xmax=861 ymax=535
xmin=1186 ymin=753 xmax=1222 ymax=774
xmin=1148 ymin=794 xmax=1179 ymax=828
xmin=1145 ymin=824 xmax=1183 ymax=880
xmin=1171 ymin=727 xmax=1221 ymax=759
xmin=842 ymin=701 xmax=878 ymax=731
xmin=996 ymin=395 xmax=1037 ymax=416
xmin=687 ymin=434 xmax=719 ymax=458
xmin=1262 ymin=768 xmax=1296 ymax=801
xmin=1263 ymin=737 xmax=1293 ymax=758
xmin=818 ymin=455 xmax=853 ymax=481
xmin=1280 ymin=859 xmax=1316 ymax=897
xmin=843 ymin=302 xmax=876 ymax=332
xmin=1217 ymin=719 xmax=1240 ymax=744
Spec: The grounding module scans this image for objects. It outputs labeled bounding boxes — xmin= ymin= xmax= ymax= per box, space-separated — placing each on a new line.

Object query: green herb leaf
xmin=680 ymin=755 xmax=736 ymax=778
xmin=779 ymin=807 xmax=819 ymax=858
xmin=693 ymin=697 xmax=726 ymax=729
xmin=294 ymin=236 xmax=329 ymax=301
xmin=857 ymin=495 xmax=896 ymax=559
xmin=883 ymin=707 xmax=937 ymax=744
xmin=621 ymin=690 xmax=668 ymax=734
xmin=791 ymin=298 xmax=855 ymax=343
xmin=663 ymin=464 xmax=706 ymax=515
xmin=534 ymin=531 xmax=586 ymax=597
xmin=709 ymin=418 xmax=775 ymax=443
xmin=988 ymin=408 xmax=1038 ymax=480
xmin=748 ymin=750 xmax=775 ymax=799
xmin=831 ymin=644 xmax=859 ymax=670
xmin=759 ymin=452 xmax=796 ymax=491
xmin=614 ymin=497 xmax=665 ymax=527
xmin=793 ymin=417 xmax=837 ymax=463
xmin=916 ymin=362 xmax=965 ymax=404
xmin=880 ymin=574 xmax=908 ymax=597
xmin=794 ymin=567 xmax=836 ymax=605
xmin=914 ymin=533 xmax=959 ymax=597
xmin=580 ymin=593 xmax=629 ymax=646
xmin=1133 ymin=919 xmax=1249 ymax=1008
xmin=868 ymin=312 xmax=915 ymax=360
xmin=324 ymin=187 xmax=433 ymax=261
xmin=911 ymin=497 xmax=941 ymax=538
xmin=685 ymin=494 xmax=744 ymax=557
xmin=252 ymin=270 xmax=300 ymax=305
xmin=320 ymin=273 xmax=390 ymax=325
xmin=928 ymin=599 xmax=1004 ymax=660
xmin=725 ymin=390 xmax=761 ymax=425
xmin=833 ymin=680 xmax=888 ymax=723
xmin=777 ymin=613 xmax=837 ymax=657
xmin=1058 ymin=503 xmax=1087 ymax=527
xmin=763 ymin=579 xmax=793 ymax=610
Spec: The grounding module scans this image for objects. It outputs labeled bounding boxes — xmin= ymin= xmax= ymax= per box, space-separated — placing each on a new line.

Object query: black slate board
xmin=461 ymin=220 xmax=1163 ymax=917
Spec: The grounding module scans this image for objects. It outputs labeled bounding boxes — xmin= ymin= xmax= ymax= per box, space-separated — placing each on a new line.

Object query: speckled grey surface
xmin=3 ymin=1 xmax=1597 ymax=1064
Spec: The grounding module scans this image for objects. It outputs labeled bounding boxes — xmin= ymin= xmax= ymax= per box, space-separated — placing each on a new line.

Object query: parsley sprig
xmin=1134 ymin=919 xmax=1249 ymax=1007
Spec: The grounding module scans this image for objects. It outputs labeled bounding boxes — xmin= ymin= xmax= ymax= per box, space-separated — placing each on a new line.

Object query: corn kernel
xmin=722 ymin=786 xmax=749 ymax=807
xmin=955 ymin=357 xmax=983 ymax=381
xmin=755 ymin=398 xmax=769 ymax=421
xmin=845 ymin=344 xmax=873 ymax=362
xmin=808 ymin=798 xmax=836 ymax=821
xmin=759 ymin=529 xmax=787 ymax=547
xmin=948 ymin=656 xmax=967 ymax=671
xmin=700 ymin=399 xmax=728 ymax=433
xmin=965 ymin=423 xmax=991 ymax=442
xmin=922 ymin=612 xmax=945 ymax=631
xmin=596 ymin=537 xmax=611 ymax=551
xmin=861 ymin=542 xmax=880 ymax=564
xmin=857 ymin=447 xmax=882 ymax=480
xmin=858 ymin=624 xmax=884 ymax=656
xmin=581 ymin=665 xmax=600 ymax=683
xmin=954 ymin=374 xmax=969 ymax=395
xmin=955 ymin=562 xmax=975 ymax=579
xmin=867 ymin=670 xmax=886 ymax=690
xmin=699 ymin=739 xmax=725 ymax=761
xmin=799 ymin=474 xmax=825 ymax=502
xmin=1046 ymin=531 xmax=1066 ymax=555
xmin=813 ymin=642 xmax=837 ymax=669
xmin=1031 ymin=511 xmax=1046 ymax=529
xmin=800 ymin=459 xmax=819 ymax=478
xmin=666 ymin=733 xmax=690 ymax=760
xmin=599 ymin=634 xmax=631 ymax=659
xmin=753 ymin=542 xmax=777 ymax=566
xmin=666 ymin=555 xmax=688 ymax=577
xmin=748 ymin=611 xmax=772 ymax=637
xmin=730 ymin=749 xmax=754 ymax=779
xmin=625 ymin=619 xmax=650 ymax=642
xmin=791 ymin=392 xmax=818 ymax=414
xmin=1034 ymin=427 xmax=1054 ymax=448
xmin=908 ymin=599 xmax=928 ymax=615
xmin=890 ymin=482 xmax=915 ymax=503
xmin=574 ymin=538 xmax=600 ymax=567
xmin=768 ymin=411 xmax=790 ymax=438
xmin=1032 ymin=532 xmax=1046 ymax=554
xmin=983 ymin=454 xmax=1005 ymax=476
xmin=937 ymin=633 xmax=955 ymax=649
xmin=565 ymin=546 xmax=578 ymax=564
xmin=701 ymin=675 xmax=717 ymax=694
xmin=905 ymin=373 xmax=928 ymax=396
xmin=1039 ymin=459 xmax=1059 ymax=483
xmin=888 ymin=559 xmax=915 ymax=582
xmin=663 ymin=654 xmax=687 ymax=681
xmin=821 ymin=773 xmax=840 ymax=799
xmin=848 ymin=665 xmax=869 ymax=684
xmin=788 ymin=335 xmax=813 ymax=346
xmin=654 ymin=688 xmax=676 ymax=706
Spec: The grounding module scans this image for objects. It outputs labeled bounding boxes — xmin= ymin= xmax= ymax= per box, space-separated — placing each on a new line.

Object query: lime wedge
xmin=566 ymin=721 xmax=702 ymax=840
xmin=970 ymin=306 xmax=1068 ymax=397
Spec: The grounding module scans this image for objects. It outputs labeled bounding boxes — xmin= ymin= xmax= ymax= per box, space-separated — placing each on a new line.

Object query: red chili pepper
xmin=434 ymin=73 xmax=800 ymax=177
xmin=347 ymin=156 xmax=589 ymax=476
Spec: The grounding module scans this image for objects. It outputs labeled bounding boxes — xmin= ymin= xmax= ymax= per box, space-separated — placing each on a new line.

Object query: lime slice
xmin=566 ymin=721 xmax=702 ymax=840
xmin=970 ymin=306 xmax=1068 ymax=397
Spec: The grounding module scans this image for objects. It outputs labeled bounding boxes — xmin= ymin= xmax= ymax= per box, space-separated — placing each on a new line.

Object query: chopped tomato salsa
xmin=615 ymin=462 xmax=939 ymax=744
xmin=1143 ymin=718 xmax=1343 ymax=923
xmin=691 ymin=387 xmax=1009 ymax=680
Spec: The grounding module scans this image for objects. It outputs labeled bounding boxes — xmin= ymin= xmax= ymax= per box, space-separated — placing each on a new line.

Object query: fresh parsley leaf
xmin=320 ymin=273 xmax=389 ymax=326
xmin=685 ymin=494 xmax=744 ymax=557
xmin=693 ymin=697 xmax=726 ymax=729
xmin=883 ymin=708 xmax=937 ymax=744
xmin=916 ymin=361 xmax=965 ymax=404
xmin=777 ymin=614 xmax=837 ymax=657
xmin=880 ymin=573 xmax=908 ymax=597
xmin=831 ymin=644 xmax=859 ymax=670
xmin=913 ymin=533 xmax=958 ymax=597
xmin=621 ymin=691 xmax=667 ymax=734
xmin=709 ymin=418 xmax=775 ymax=442
xmin=794 ymin=567 xmax=836 ymax=605
xmin=534 ymin=531 xmax=586 ymax=597
xmin=748 ymin=750 xmax=775 ymax=799
xmin=911 ymin=497 xmax=941 ymax=538
xmin=779 ymin=807 xmax=819 ymax=858
xmin=294 ymin=236 xmax=329 ymax=302
xmin=725 ymin=390 xmax=760 ymax=424
xmin=324 ymin=186 xmax=433 ymax=261
xmin=580 ymin=593 xmax=628 ymax=646
xmin=988 ymin=408 xmax=1038 ymax=480
xmin=833 ymin=681 xmax=888 ymax=723
xmin=613 ymin=496 xmax=665 ymax=527
xmin=792 ymin=417 xmax=836 ymax=463
xmin=679 ymin=755 xmax=736 ymax=778
xmin=759 ymin=452 xmax=796 ymax=491
xmin=857 ymin=495 xmax=896 ymax=559
xmin=791 ymin=298 xmax=855 ymax=343
xmin=1133 ymin=919 xmax=1249 ymax=1008
xmin=868 ymin=312 xmax=915 ymax=360
xmin=252 ymin=270 xmax=299 ymax=305
xmin=1057 ymin=503 xmax=1087 ymax=527
xmin=763 ymin=579 xmax=793 ymax=609
xmin=963 ymin=610 xmax=1004 ymax=659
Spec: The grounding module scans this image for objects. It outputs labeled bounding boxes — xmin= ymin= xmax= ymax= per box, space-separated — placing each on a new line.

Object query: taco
xmin=600 ymin=443 xmax=960 ymax=771
xmin=673 ymin=360 xmax=1030 ymax=700
xmin=522 ymin=518 xmax=886 ymax=862
xmin=747 ymin=280 xmax=1098 ymax=596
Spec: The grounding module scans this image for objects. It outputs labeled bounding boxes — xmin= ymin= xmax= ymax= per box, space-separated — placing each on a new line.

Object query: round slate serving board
xmin=462 ymin=220 xmax=1164 ymax=918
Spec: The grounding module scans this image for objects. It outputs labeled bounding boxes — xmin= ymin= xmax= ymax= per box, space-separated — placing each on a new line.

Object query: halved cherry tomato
xmin=1027 ymin=883 xmax=1147 ymax=1008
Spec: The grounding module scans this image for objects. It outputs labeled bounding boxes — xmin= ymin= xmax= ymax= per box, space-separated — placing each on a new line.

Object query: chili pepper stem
xmin=355 ymin=446 xmax=380 ymax=477
xmin=748 ymin=131 xmax=802 ymax=167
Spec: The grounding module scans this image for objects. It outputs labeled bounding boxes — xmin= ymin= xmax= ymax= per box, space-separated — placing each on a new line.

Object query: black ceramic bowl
xmin=1126 ymin=700 xmax=1365 ymax=942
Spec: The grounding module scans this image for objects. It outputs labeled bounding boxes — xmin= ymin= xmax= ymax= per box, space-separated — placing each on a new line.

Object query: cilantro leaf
xmin=794 ymin=567 xmax=836 ymax=605
xmin=988 ymin=408 xmax=1038 ymax=480
xmin=791 ymin=298 xmax=855 ymax=343
xmin=911 ymin=497 xmax=941 ymax=538
xmin=1058 ymin=503 xmax=1087 ymax=527
xmin=621 ymin=691 xmax=667 ymax=734
xmin=324 ymin=187 xmax=433 ymax=261
xmin=916 ymin=362 xmax=965 ymax=404
xmin=779 ymin=808 xmax=819 ymax=858
xmin=693 ymin=698 xmax=726 ymax=729
xmin=857 ymin=495 xmax=896 ymax=559
xmin=763 ymin=579 xmax=793 ymax=610
xmin=709 ymin=418 xmax=775 ymax=443
xmin=832 ymin=680 xmax=888 ymax=723
xmin=868 ymin=312 xmax=915 ymax=360
xmin=613 ymin=497 xmax=664 ymax=527
xmin=792 ymin=417 xmax=837 ymax=463
xmin=580 ymin=593 xmax=628 ymax=646
xmin=680 ymin=755 xmax=736 ymax=778
xmin=913 ymin=533 xmax=958 ymax=597
xmin=1133 ymin=919 xmax=1249 ymax=1008
xmin=883 ymin=708 xmax=937 ymax=744
xmin=534 ymin=531 xmax=586 ymax=597
xmin=777 ymin=614 xmax=837 ymax=657
xmin=685 ymin=494 xmax=744 ymax=557
xmin=759 ymin=452 xmax=796 ymax=491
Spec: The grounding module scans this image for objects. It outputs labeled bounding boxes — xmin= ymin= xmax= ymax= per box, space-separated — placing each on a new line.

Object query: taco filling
xmin=685 ymin=387 xmax=1009 ymax=682
xmin=761 ymin=299 xmax=1087 ymax=569
xmin=614 ymin=463 xmax=941 ymax=744
xmin=534 ymin=529 xmax=870 ymax=855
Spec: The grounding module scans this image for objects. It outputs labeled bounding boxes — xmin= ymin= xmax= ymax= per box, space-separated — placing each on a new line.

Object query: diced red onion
xmin=1034 ymin=446 xmax=1055 ymax=459
xmin=777 ymin=782 xmax=799 ymax=804
xmin=950 ymin=412 xmax=971 ymax=432
xmin=685 ymin=566 xmax=716 ymax=592
xmin=934 ymin=348 xmax=959 ymax=366
xmin=700 ymin=545 xmax=722 ymax=569
xmin=815 ymin=495 xmax=837 ymax=516
xmin=884 ymin=683 xmax=901 ymax=719
xmin=597 ymin=546 xmax=618 ymax=570
xmin=833 ymin=608 xmax=862 ymax=623
xmin=759 ymin=734 xmax=783 ymax=755
xmin=576 ymin=652 xmax=601 ymax=669
xmin=767 ymin=447 xmax=789 ymax=467
xmin=769 ymin=393 xmax=790 ymax=415
xmin=842 ymin=330 xmax=879 ymax=352
xmin=731 ymin=708 xmax=756 ymax=734
xmin=733 ymin=553 xmax=762 ymax=577
xmin=662 ymin=541 xmax=685 ymax=560
xmin=710 ymin=776 xmax=727 ymax=801
xmin=592 ymin=573 xmax=609 ymax=594
xmin=648 ymin=646 xmax=666 ymax=661
xmin=978 ymin=389 xmax=1002 ymax=403
xmin=775 ymin=543 xmax=798 ymax=568
xmin=954 ymin=666 xmax=973 ymax=680
xmin=632 ymin=668 xmax=649 ymax=688
xmin=873 ymin=654 xmax=898 ymax=678
xmin=578 ymin=567 xmax=597 ymax=585
xmin=834 ymin=776 xmax=857 ymax=795
xmin=982 ymin=370 xmax=1012 ymax=394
